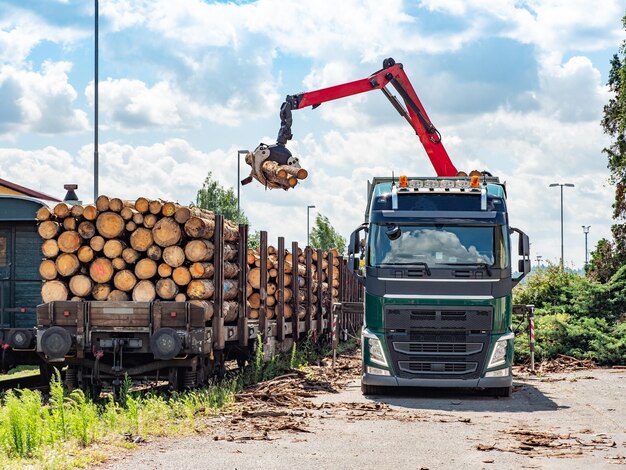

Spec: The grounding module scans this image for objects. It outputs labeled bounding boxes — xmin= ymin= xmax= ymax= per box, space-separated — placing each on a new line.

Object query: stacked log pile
xmin=37 ymin=197 xmax=341 ymax=325
xmin=37 ymin=197 xmax=241 ymax=322
xmin=245 ymin=246 xmax=340 ymax=320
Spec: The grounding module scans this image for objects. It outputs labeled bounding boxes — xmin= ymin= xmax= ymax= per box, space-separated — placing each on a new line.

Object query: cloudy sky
xmin=0 ymin=0 xmax=624 ymax=269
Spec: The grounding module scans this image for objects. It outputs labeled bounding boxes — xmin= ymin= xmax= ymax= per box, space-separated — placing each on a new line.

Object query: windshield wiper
xmin=443 ymin=262 xmax=492 ymax=276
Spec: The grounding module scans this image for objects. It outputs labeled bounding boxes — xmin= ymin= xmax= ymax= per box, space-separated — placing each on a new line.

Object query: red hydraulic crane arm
xmin=276 ymin=58 xmax=457 ymax=177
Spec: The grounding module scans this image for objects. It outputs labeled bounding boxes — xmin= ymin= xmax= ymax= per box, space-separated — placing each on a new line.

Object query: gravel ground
xmin=99 ymin=367 xmax=626 ymax=470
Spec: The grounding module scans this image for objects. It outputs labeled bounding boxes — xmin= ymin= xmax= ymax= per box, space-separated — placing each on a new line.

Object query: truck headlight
xmin=363 ymin=330 xmax=388 ymax=367
xmin=487 ymin=333 xmax=514 ymax=368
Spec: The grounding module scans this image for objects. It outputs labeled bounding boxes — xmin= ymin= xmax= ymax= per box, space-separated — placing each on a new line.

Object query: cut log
xmin=223 ymin=301 xmax=239 ymax=322
xmin=248 ymin=292 xmax=260 ymax=309
xmin=107 ymin=290 xmax=129 ymax=302
xmin=189 ymin=262 xmax=214 ymax=279
xmin=246 ymin=282 xmax=253 ymax=298
xmin=111 ymin=257 xmax=126 ymax=270
xmin=70 ymin=204 xmax=84 ymax=218
xmin=132 ymin=212 xmax=144 ymax=225
xmin=57 ymin=231 xmax=81 ymax=253
xmin=184 ymin=239 xmax=214 ymax=262
xmin=248 ymin=309 xmax=259 ymax=320
xmin=120 ymin=206 xmax=135 ymax=221
xmin=103 ymin=239 xmax=125 ymax=259
xmin=283 ymin=303 xmax=293 ymax=319
xmin=83 ymin=205 xmax=98 ymax=221
xmin=163 ymin=245 xmax=185 ymax=268
xmin=248 ymin=267 xmax=261 ymax=289
xmin=184 ymin=216 xmax=214 ymax=239
xmin=143 ymin=213 xmax=157 ymax=228
xmin=186 ymin=279 xmax=238 ymax=300
xmin=56 ymin=253 xmax=80 ymax=277
xmin=152 ymin=217 xmax=182 ymax=247
xmin=36 ymin=206 xmax=52 ymax=221
xmin=283 ymin=287 xmax=292 ymax=303
xmin=42 ymin=280 xmax=68 ymax=303
xmin=156 ymin=278 xmax=178 ymax=300
xmin=172 ymin=266 xmax=192 ymax=286
xmin=109 ymin=198 xmax=123 ymax=213
xmin=132 ymin=280 xmax=156 ymax=302
xmin=224 ymin=243 xmax=238 ymax=262
xmin=69 ymin=274 xmax=93 ymax=297
xmin=113 ymin=269 xmax=137 ymax=292
xmin=266 ymin=308 xmax=275 ymax=320
xmin=77 ymin=245 xmax=95 ymax=264
xmin=95 ymin=195 xmax=110 ymax=212
xmin=267 ymin=283 xmax=277 ymax=296
xmin=266 ymin=294 xmax=276 ymax=307
xmin=53 ymin=202 xmax=71 ymax=219
xmin=89 ymin=257 xmax=114 ymax=283
xmin=130 ymin=227 xmax=153 ymax=252
xmin=158 ymin=263 xmax=173 ymax=278
xmin=38 ymin=221 xmax=60 ymax=240
xmin=62 ymin=217 xmax=77 ymax=231
xmin=77 ymin=221 xmax=96 ymax=239
xmin=41 ymin=239 xmax=59 ymax=258
xmin=146 ymin=244 xmax=162 ymax=261
xmin=96 ymin=212 xmax=125 ymax=239
xmin=125 ymin=221 xmax=137 ymax=232
xmin=174 ymin=206 xmax=191 ymax=224
xmin=134 ymin=197 xmax=149 ymax=214
xmin=247 ymin=250 xmax=256 ymax=265
xmin=92 ymin=283 xmax=111 ymax=300
xmin=282 ymin=165 xmax=308 ymax=180
xmin=161 ymin=201 xmax=178 ymax=217
xmin=135 ymin=258 xmax=157 ymax=280
xmin=148 ymin=200 xmax=162 ymax=215
xmin=174 ymin=293 xmax=187 ymax=302
xmin=89 ymin=235 xmax=105 ymax=252
xmin=39 ymin=259 xmax=58 ymax=280
xmin=122 ymin=247 xmax=141 ymax=264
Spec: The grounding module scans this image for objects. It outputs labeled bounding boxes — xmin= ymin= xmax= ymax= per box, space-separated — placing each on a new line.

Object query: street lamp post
xmin=94 ymin=0 xmax=99 ymax=201
xmin=549 ymin=183 xmax=575 ymax=269
xmin=307 ymin=205 xmax=316 ymax=246
xmin=236 ymin=150 xmax=248 ymax=217
xmin=536 ymin=255 xmax=542 ymax=266
xmin=582 ymin=225 xmax=590 ymax=267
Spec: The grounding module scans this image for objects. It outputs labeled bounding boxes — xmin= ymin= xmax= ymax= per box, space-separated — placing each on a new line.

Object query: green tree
xmin=588 ymin=14 xmax=626 ymax=280
xmin=195 ymin=172 xmax=248 ymax=224
xmin=309 ymin=213 xmax=346 ymax=255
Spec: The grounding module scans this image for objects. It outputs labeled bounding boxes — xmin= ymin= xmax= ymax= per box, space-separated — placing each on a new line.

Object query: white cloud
xmin=0 ymin=61 xmax=89 ymax=136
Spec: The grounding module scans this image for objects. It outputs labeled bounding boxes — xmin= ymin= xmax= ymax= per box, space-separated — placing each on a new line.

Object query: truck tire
xmin=361 ymin=382 xmax=385 ymax=396
xmin=490 ymin=386 xmax=512 ymax=398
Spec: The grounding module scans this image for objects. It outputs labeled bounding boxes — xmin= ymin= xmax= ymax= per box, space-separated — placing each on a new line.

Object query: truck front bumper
xmin=362 ymin=370 xmax=512 ymax=388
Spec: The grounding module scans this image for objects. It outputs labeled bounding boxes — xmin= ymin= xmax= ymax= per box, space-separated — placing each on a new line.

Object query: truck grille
xmin=398 ymin=361 xmax=478 ymax=374
xmin=393 ymin=342 xmax=483 ymax=355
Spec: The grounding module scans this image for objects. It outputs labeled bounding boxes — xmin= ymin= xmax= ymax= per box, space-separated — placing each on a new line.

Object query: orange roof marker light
xmin=399 ymin=175 xmax=409 ymax=188
xmin=470 ymin=175 xmax=481 ymax=188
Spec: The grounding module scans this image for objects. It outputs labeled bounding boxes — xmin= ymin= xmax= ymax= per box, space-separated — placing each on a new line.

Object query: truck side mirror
xmin=511 ymin=227 xmax=530 ymax=286
xmin=347 ymin=224 xmax=368 ymax=284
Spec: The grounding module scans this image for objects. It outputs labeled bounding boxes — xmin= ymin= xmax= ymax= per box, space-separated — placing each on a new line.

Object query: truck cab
xmin=348 ymin=175 xmax=530 ymax=396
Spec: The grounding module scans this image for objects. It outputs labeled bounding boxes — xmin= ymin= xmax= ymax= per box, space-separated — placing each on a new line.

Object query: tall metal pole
xmin=94 ymin=0 xmax=99 ymax=201
xmin=549 ymin=183 xmax=575 ymax=269
xmin=307 ymin=205 xmax=316 ymax=246
xmin=582 ymin=225 xmax=590 ymax=267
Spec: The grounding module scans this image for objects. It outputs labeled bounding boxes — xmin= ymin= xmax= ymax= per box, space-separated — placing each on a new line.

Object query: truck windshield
xmin=369 ymin=224 xmax=499 ymax=267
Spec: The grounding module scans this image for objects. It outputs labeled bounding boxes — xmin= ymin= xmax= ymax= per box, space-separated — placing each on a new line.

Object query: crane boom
xmin=243 ymin=58 xmax=458 ymax=190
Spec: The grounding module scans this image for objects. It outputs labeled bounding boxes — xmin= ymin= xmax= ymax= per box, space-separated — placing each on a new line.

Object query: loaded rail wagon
xmin=35 ymin=214 xmax=355 ymax=395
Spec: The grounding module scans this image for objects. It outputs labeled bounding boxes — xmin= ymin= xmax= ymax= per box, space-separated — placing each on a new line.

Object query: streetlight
xmin=536 ymin=255 xmax=542 ymax=266
xmin=307 ymin=205 xmax=316 ymax=246
xmin=236 ymin=150 xmax=248 ymax=217
xmin=582 ymin=225 xmax=590 ymax=267
xmin=94 ymin=0 xmax=99 ymax=201
xmin=549 ymin=182 xmax=575 ymax=269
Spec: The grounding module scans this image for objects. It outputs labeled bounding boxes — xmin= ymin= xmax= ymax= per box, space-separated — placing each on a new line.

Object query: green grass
xmin=0 ymin=337 xmax=357 ymax=469
xmin=0 ymin=366 xmax=40 ymax=382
